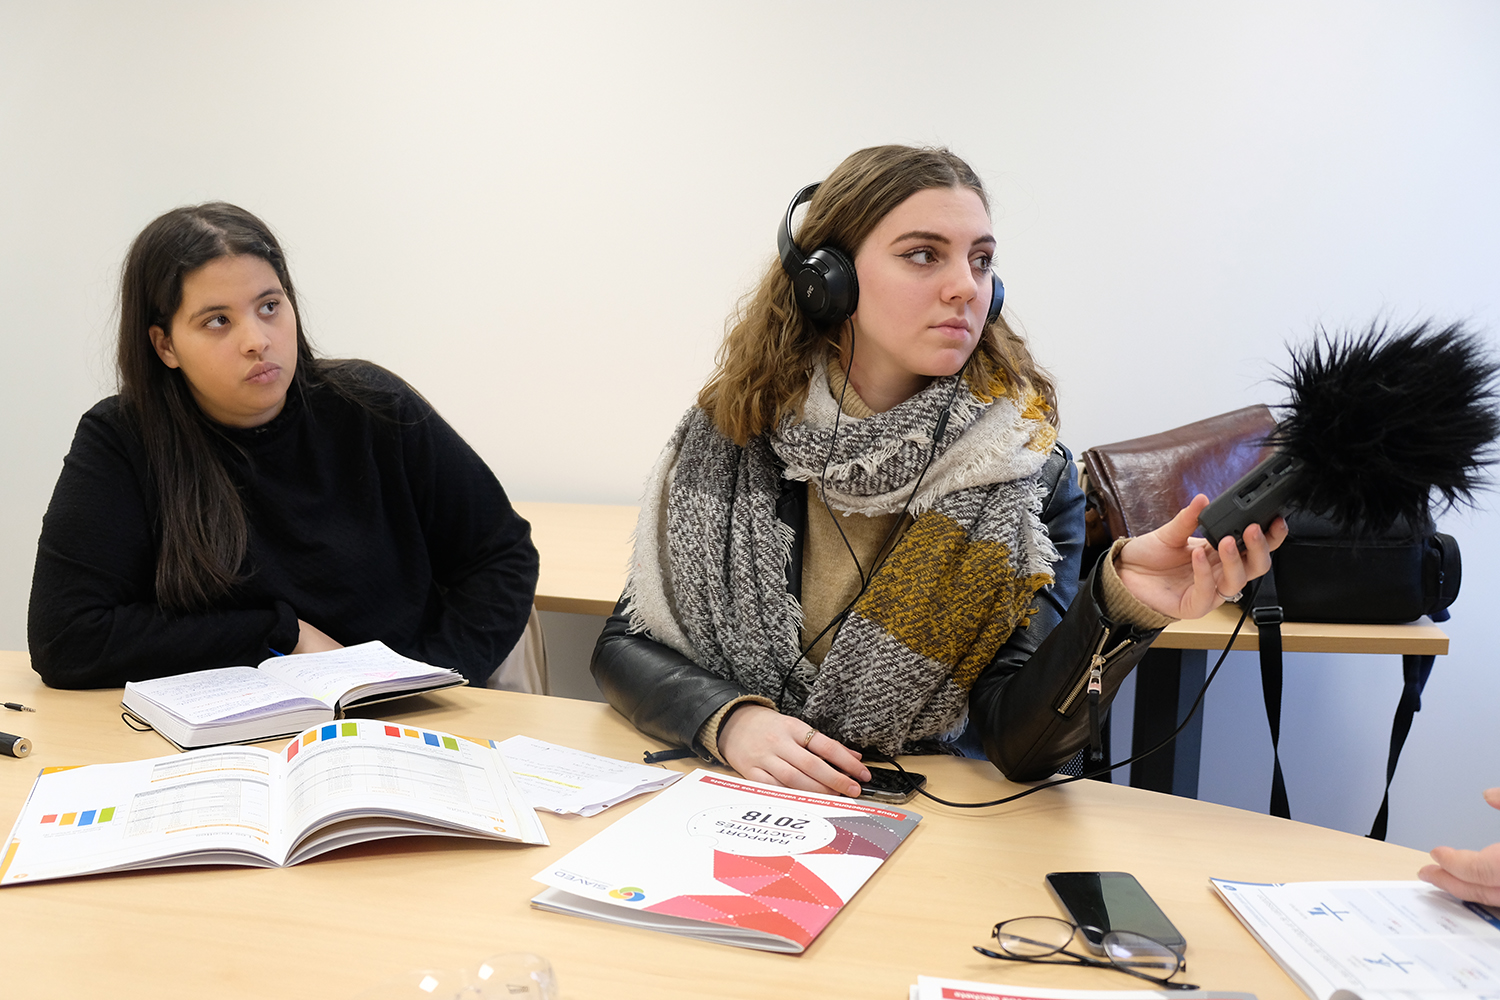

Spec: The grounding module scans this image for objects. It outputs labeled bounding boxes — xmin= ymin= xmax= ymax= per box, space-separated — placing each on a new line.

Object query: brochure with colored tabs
xmin=0 ymin=719 xmax=547 ymax=886
xmin=530 ymin=768 xmax=920 ymax=953
xmin=120 ymin=640 xmax=466 ymax=750
xmin=1211 ymin=878 xmax=1500 ymax=1000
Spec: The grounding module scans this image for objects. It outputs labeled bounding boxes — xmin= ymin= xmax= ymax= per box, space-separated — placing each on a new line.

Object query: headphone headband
xmin=776 ymin=184 xmax=819 ymax=278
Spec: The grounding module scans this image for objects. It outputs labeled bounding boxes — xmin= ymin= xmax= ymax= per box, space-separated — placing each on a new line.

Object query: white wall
xmin=3 ymin=2 xmax=1496 ymax=852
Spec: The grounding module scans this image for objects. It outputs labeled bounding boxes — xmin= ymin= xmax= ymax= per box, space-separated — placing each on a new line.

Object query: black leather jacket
xmin=591 ymin=444 xmax=1164 ymax=781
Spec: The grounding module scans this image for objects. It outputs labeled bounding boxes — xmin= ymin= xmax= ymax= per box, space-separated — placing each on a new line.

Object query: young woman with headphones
xmin=29 ymin=203 xmax=539 ymax=688
xmin=593 ymin=145 xmax=1284 ymax=797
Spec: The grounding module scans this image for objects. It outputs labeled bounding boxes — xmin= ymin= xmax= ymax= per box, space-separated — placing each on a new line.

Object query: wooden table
xmin=513 ymin=502 xmax=637 ymax=616
xmin=0 ymin=652 xmax=1435 ymax=1000
xmin=512 ymin=502 xmax=1451 ymax=798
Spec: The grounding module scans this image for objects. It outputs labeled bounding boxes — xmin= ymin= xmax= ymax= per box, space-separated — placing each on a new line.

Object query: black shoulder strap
xmin=1250 ymin=572 xmax=1291 ymax=819
xmin=1368 ymin=653 xmax=1434 ymax=840
xmin=1250 ymin=568 xmax=1436 ymax=837
xmin=1041 ymin=444 xmax=1070 ymax=499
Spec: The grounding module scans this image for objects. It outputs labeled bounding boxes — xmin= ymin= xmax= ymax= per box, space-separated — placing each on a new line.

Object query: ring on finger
xmin=800 ymin=728 xmax=818 ymax=749
xmin=1218 ymin=590 xmax=1243 ymax=602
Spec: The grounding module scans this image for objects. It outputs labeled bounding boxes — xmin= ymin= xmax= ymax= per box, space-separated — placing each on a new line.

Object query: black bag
xmin=1083 ymin=408 xmax=1463 ymax=839
xmin=1245 ymin=509 xmax=1460 ymax=839
xmin=1264 ymin=510 xmax=1460 ymax=624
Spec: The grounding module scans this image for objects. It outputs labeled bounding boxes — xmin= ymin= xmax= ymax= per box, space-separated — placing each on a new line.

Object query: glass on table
xmin=351 ymin=954 xmax=557 ymax=999
xmin=473 ymin=952 xmax=558 ymax=998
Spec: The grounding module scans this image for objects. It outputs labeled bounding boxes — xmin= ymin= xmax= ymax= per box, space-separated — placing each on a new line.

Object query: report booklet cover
xmin=531 ymin=768 xmax=921 ymax=952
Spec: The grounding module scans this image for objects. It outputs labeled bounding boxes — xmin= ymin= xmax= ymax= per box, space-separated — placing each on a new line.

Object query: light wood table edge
xmin=1156 ymin=604 xmax=1449 ymax=655
xmin=515 ymin=503 xmax=1453 ymax=655
xmin=532 ymin=594 xmax=618 ymax=616
xmin=513 ymin=500 xmax=635 ymax=618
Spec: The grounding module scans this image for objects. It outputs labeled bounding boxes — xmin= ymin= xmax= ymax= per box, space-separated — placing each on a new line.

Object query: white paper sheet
xmin=495 ymin=735 xmax=682 ymax=816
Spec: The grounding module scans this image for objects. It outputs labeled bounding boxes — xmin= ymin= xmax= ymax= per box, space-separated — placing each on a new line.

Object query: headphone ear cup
xmin=778 ymin=183 xmax=860 ymax=328
xmin=789 ymin=246 xmax=859 ymax=327
xmin=985 ymin=271 xmax=1005 ymax=328
xmin=809 ymin=246 xmax=858 ymax=326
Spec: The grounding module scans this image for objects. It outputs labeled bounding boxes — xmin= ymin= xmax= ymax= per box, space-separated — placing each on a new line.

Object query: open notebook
xmin=121 ymin=641 xmax=465 ymax=749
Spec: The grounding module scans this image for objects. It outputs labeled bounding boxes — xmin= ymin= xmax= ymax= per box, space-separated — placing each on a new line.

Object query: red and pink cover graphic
xmin=531 ymin=769 xmax=921 ymax=952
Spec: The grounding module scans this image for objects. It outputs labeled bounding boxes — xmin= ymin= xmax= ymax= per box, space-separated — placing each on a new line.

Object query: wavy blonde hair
xmin=698 ymin=145 xmax=1057 ymax=445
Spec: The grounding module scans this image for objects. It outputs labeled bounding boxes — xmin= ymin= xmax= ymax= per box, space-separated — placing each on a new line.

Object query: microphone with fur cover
xmin=1199 ymin=320 xmax=1500 ymax=545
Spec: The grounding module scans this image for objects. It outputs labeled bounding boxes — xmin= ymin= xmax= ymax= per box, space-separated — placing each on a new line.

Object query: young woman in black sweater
xmin=29 ymin=203 xmax=538 ymax=688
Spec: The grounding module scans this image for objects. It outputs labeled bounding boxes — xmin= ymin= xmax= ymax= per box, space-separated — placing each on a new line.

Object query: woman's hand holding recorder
xmin=1117 ymin=494 xmax=1287 ymax=620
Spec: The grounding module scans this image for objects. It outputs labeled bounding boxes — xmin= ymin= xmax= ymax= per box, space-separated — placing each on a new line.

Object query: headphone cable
xmin=869 ymin=582 xmax=1260 ymax=808
xmin=778 ymin=342 xmax=972 ymax=708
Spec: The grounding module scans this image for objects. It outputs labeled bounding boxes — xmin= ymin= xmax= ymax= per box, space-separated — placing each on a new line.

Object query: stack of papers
xmin=495 ymin=736 xmax=682 ymax=816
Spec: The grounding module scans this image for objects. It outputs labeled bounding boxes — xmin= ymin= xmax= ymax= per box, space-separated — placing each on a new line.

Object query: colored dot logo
xmin=609 ymin=886 xmax=646 ymax=902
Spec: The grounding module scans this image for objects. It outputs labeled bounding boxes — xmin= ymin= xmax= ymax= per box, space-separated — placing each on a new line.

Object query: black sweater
xmin=28 ymin=368 xmax=539 ymax=688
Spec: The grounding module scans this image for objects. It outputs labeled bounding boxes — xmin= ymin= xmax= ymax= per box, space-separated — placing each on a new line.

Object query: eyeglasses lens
xmin=994 ymin=916 xmax=1076 ymax=957
xmin=1102 ymin=930 xmax=1181 ymax=976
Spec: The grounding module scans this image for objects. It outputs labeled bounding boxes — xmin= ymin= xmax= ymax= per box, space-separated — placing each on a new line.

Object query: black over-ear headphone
xmin=777 ymin=183 xmax=1006 ymax=329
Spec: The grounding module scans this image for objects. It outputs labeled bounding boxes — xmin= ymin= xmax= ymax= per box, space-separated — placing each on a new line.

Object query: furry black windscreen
xmin=1270 ymin=320 xmax=1500 ymax=532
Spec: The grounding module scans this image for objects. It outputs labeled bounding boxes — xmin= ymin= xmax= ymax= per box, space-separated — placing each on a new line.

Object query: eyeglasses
xmin=974 ymin=916 xmax=1199 ymax=991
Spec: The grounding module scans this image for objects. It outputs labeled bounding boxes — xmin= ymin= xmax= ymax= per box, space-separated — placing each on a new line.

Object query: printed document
xmin=1212 ymin=879 xmax=1500 ymax=1000
xmin=495 ymin=735 xmax=681 ymax=816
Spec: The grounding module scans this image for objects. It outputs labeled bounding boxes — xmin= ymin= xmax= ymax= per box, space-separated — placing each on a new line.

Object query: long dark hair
xmin=699 ymin=145 xmax=1057 ymax=445
xmin=117 ymin=202 xmax=389 ymax=612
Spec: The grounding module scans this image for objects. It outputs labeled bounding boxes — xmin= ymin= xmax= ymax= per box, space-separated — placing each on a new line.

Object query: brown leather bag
xmin=1081 ymin=404 xmax=1278 ymax=546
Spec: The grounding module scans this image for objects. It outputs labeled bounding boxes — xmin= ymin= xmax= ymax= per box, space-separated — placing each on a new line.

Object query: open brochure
xmin=121 ymin=640 xmax=466 ymax=749
xmin=0 ymin=718 xmax=547 ymax=886
xmin=911 ymin=977 xmax=1255 ymax=999
xmin=1211 ymin=879 xmax=1500 ymax=1000
xmin=531 ymin=768 xmax=920 ymax=953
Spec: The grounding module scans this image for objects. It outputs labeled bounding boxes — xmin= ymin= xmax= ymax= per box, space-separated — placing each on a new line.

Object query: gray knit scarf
xmin=626 ymin=365 xmax=1061 ymax=756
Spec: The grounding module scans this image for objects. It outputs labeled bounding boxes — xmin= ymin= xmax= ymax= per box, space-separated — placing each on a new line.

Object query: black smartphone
xmin=858 ymin=765 xmax=925 ymax=803
xmin=1045 ymin=871 xmax=1186 ymax=955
